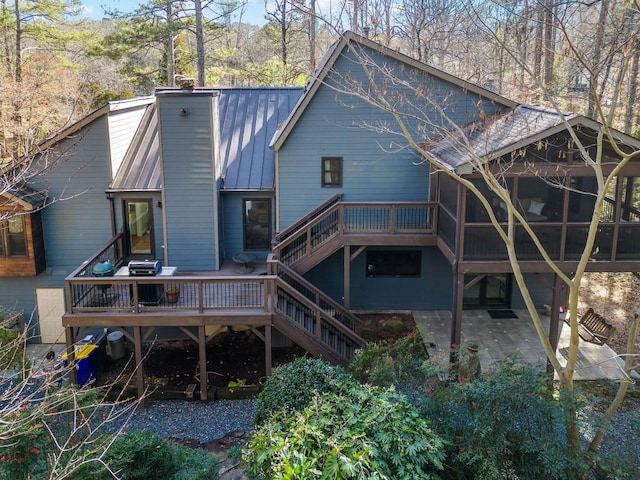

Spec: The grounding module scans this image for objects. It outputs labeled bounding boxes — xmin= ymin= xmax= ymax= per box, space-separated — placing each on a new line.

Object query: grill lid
xmin=128 ymin=260 xmax=162 ymax=276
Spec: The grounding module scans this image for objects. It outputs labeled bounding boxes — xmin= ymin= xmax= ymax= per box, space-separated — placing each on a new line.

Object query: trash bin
xmin=63 ymin=344 xmax=98 ymax=386
xmin=107 ymin=330 xmax=125 ymax=360
xmin=77 ymin=329 xmax=108 ymax=375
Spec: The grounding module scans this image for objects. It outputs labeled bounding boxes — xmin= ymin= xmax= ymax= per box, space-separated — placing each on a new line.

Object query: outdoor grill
xmin=128 ymin=260 xmax=162 ymax=276
xmin=127 ymin=260 xmax=164 ymax=305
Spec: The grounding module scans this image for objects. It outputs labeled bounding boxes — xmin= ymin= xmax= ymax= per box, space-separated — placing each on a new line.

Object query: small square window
xmin=322 ymin=157 xmax=342 ymax=187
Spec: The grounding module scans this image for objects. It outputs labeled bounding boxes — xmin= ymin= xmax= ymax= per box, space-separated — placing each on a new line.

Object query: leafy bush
xmin=69 ymin=430 xmax=218 ymax=480
xmin=247 ymin=383 xmax=445 ymax=480
xmin=348 ymin=329 xmax=442 ymax=399
xmin=253 ymin=357 xmax=357 ymax=425
xmin=0 ymin=413 xmax=51 ymax=480
xmin=423 ymin=359 xmax=588 ymax=480
xmin=102 ymin=430 xmax=176 ymax=479
xmin=0 ymin=310 xmax=22 ymax=370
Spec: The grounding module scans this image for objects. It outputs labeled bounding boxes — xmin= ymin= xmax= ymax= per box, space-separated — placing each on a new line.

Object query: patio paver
xmin=413 ymin=310 xmax=626 ymax=381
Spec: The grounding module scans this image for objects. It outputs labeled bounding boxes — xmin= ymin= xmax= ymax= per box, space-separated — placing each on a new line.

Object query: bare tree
xmin=0 ymin=309 xmax=142 ymax=477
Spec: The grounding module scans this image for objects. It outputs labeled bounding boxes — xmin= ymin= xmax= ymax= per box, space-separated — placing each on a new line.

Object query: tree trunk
xmin=309 ymin=0 xmax=316 ymax=70
xmin=2 ymin=0 xmax=11 ymax=73
xmin=589 ymin=0 xmax=609 ymax=117
xmin=543 ymin=0 xmax=555 ymax=90
xmin=534 ymin=0 xmax=543 ymax=84
xmin=352 ymin=0 xmax=358 ymax=34
xmin=166 ymin=2 xmax=175 ymax=86
xmin=624 ymin=40 xmax=639 ymax=134
xmin=281 ymin=0 xmax=287 ymax=66
xmin=195 ymin=0 xmax=205 ymax=86
xmin=14 ymin=0 xmax=21 ymax=83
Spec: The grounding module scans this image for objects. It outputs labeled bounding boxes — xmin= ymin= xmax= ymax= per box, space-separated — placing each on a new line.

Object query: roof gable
xmin=269 ymin=31 xmax=517 ymax=151
xmin=426 ymin=105 xmax=640 ymax=174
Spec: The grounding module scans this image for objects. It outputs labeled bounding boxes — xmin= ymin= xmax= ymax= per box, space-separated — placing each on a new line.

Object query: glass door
xmin=125 ymin=200 xmax=153 ymax=256
xmin=463 ymin=274 xmax=511 ymax=308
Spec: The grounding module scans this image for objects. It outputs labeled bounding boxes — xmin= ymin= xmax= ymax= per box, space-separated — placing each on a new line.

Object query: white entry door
xmin=36 ymin=288 xmax=66 ymax=343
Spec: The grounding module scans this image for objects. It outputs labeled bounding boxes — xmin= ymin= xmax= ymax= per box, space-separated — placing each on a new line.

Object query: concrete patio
xmin=414 ymin=310 xmax=628 ymax=381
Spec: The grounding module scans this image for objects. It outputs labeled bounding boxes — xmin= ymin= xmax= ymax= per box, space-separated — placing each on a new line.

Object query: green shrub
xmin=68 ymin=430 xmax=218 ymax=480
xmin=172 ymin=445 xmax=219 ymax=480
xmin=0 ymin=311 xmax=22 ymax=370
xmin=246 ymin=383 xmax=446 ymax=480
xmin=591 ymin=453 xmax=640 ymax=480
xmin=0 ymin=413 xmax=51 ymax=480
xmin=348 ymin=329 xmax=441 ymax=399
xmin=423 ymin=359 xmax=587 ymax=480
xmin=102 ymin=430 xmax=177 ymax=479
xmin=253 ymin=357 xmax=357 ymax=425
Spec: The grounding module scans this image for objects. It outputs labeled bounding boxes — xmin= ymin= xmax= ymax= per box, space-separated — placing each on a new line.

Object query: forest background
xmin=1 ymin=0 xmax=640 ymax=162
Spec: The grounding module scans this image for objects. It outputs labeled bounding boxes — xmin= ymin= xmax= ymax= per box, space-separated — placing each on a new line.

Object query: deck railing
xmin=66 ymin=275 xmax=274 ymax=314
xmin=65 ymin=234 xmax=126 ymax=312
xmin=273 ymin=201 xmax=436 ymax=267
xmin=268 ymin=256 xmax=365 ymax=363
xmin=463 ymin=223 xmax=640 ymax=261
xmin=275 ymin=194 xmax=343 ymax=243
xmin=267 ymin=256 xmax=362 ymax=332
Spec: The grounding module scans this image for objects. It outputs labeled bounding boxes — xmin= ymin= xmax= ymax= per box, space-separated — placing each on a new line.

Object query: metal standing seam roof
xmin=109 ymin=87 xmax=304 ymax=192
xmin=218 ymin=87 xmax=304 ymax=190
xmin=425 ymin=105 xmax=577 ymax=174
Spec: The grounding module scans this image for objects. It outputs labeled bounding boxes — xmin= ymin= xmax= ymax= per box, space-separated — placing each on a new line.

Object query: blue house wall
xmin=157 ymin=92 xmax=219 ymax=271
xmin=276 ymin=44 xmax=505 ymax=230
xmin=304 ymin=247 xmax=454 ymax=310
xmin=0 ymin=116 xmax=114 ymax=337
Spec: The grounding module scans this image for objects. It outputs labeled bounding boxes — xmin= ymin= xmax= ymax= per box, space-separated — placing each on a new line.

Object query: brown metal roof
xmin=426 ymin=105 xmax=576 ymax=174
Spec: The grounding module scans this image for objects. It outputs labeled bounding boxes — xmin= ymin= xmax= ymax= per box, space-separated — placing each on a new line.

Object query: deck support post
xmin=343 ymin=246 xmax=350 ymax=309
xmin=450 ymin=271 xmax=464 ymax=360
xmin=547 ymin=273 xmax=563 ymax=374
xmin=198 ymin=326 xmax=208 ymax=401
xmin=133 ymin=326 xmax=145 ymax=407
xmin=64 ymin=327 xmax=77 ymax=385
xmin=265 ymin=324 xmax=272 ymax=376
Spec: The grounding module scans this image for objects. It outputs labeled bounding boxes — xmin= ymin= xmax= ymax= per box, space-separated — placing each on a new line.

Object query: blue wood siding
xmin=222 ymin=192 xmax=274 ymax=261
xmin=39 ymin=118 xmax=114 ymax=267
xmin=0 ymin=274 xmax=71 ymax=341
xmin=276 ymin=46 xmax=503 ymax=229
xmin=108 ymin=106 xmax=148 ymax=179
xmin=158 ymin=94 xmax=219 ymax=271
xmin=304 ymin=247 xmax=453 ymax=310
xmin=0 ymin=116 xmax=114 ymax=335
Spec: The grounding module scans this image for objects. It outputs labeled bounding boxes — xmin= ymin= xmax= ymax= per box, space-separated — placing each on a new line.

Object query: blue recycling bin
xmin=63 ymin=344 xmax=98 ymax=386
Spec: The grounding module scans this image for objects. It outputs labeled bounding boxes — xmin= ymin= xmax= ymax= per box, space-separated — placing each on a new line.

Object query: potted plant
xmin=166 ymin=287 xmax=180 ymax=304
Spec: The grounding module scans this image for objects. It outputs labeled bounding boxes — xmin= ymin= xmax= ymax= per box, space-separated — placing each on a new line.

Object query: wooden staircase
xmin=268 ymin=196 xmax=436 ymax=364
xmin=267 ymin=258 xmax=365 ymax=365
